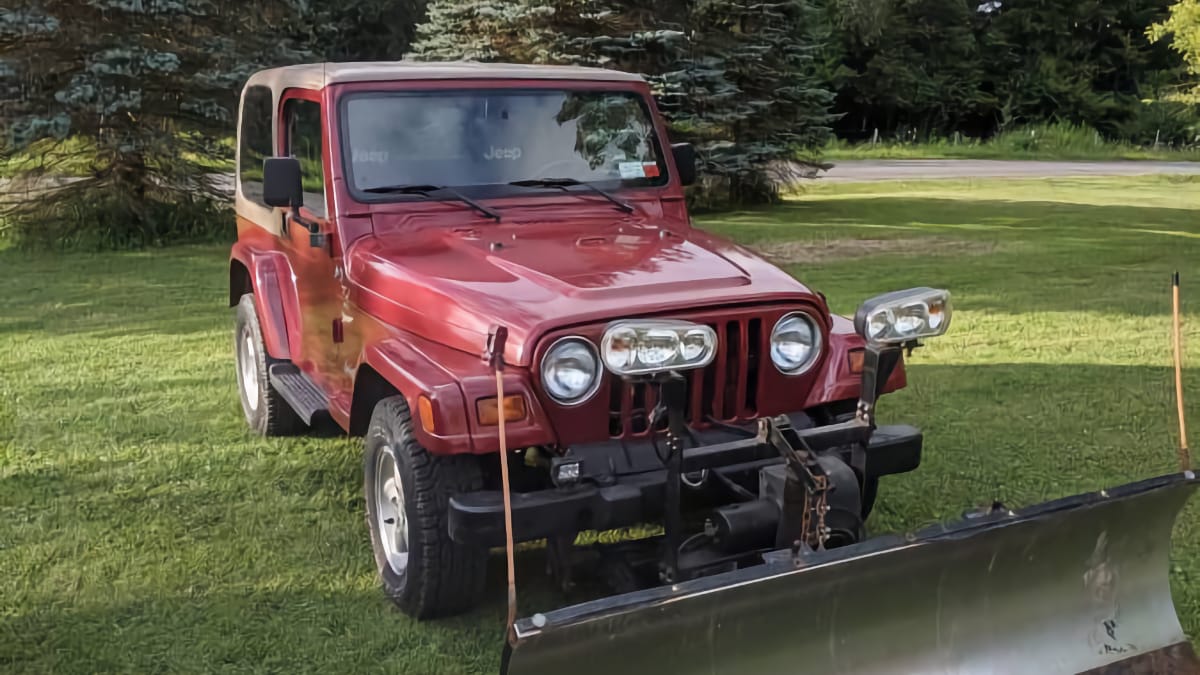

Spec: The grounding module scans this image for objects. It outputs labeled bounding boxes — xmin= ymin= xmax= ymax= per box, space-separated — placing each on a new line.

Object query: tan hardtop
xmin=244 ymin=61 xmax=646 ymax=93
xmin=236 ymin=60 xmax=648 ymax=235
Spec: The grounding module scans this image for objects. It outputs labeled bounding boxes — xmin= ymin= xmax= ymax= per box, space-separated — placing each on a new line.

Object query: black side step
xmin=268 ymin=363 xmax=329 ymax=425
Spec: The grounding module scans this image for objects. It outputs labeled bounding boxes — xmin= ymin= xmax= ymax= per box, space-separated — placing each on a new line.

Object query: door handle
xmin=284 ymin=209 xmax=327 ymax=250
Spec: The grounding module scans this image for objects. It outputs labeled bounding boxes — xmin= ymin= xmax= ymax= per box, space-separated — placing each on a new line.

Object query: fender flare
xmin=361 ymin=338 xmax=474 ymax=454
xmin=229 ymin=244 xmax=300 ymax=362
xmin=358 ymin=336 xmax=558 ymax=454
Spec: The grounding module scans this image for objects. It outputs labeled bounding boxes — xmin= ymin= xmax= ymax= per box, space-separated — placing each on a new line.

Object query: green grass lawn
xmin=824 ymin=139 xmax=1200 ymax=162
xmin=823 ymin=123 xmax=1200 ymax=162
xmin=2 ymin=176 xmax=1199 ymax=673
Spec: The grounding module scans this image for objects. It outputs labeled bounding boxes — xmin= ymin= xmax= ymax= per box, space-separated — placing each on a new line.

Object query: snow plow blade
xmin=502 ymin=472 xmax=1198 ymax=675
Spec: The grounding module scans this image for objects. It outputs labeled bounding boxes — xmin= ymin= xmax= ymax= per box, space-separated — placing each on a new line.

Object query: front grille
xmin=608 ymin=316 xmax=764 ymax=438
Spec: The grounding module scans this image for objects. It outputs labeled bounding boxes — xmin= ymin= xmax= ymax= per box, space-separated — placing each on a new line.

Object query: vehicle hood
xmin=346 ymin=217 xmax=820 ymax=366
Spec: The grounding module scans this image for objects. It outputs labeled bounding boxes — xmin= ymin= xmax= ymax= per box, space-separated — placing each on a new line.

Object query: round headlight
xmin=541 ymin=337 xmax=601 ymax=405
xmin=771 ymin=313 xmax=821 ymax=374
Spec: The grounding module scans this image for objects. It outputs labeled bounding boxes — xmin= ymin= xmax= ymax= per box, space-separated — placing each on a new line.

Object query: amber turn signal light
xmin=848 ymin=349 xmax=866 ymax=374
xmin=477 ymin=395 xmax=527 ymax=425
xmin=418 ymin=395 xmax=437 ymax=434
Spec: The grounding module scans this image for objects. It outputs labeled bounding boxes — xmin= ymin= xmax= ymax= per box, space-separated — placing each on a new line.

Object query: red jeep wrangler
xmin=230 ymin=62 xmax=949 ymax=619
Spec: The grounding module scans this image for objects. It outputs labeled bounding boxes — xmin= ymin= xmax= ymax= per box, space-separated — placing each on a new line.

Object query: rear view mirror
xmin=671 ymin=143 xmax=697 ymax=187
xmin=262 ymin=157 xmax=303 ymax=208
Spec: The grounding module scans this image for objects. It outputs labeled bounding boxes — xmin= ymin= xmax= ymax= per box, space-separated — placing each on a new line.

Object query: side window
xmin=239 ymin=86 xmax=273 ymax=206
xmin=285 ymin=98 xmax=327 ymax=218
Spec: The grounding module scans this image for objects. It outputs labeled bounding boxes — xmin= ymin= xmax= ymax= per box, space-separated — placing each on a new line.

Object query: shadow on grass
xmin=0 ymin=245 xmax=229 ymax=339
xmin=0 ymin=319 xmax=45 ymax=334
xmin=715 ymin=196 xmax=1200 ymax=234
xmin=0 ymin=587 xmax=510 ymax=674
xmin=707 ymin=197 xmax=1199 ymax=316
xmin=0 ymin=534 xmax=559 ymax=674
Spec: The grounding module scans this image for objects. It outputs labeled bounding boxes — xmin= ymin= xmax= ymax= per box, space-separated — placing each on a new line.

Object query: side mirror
xmin=671 ymin=143 xmax=697 ymax=187
xmin=262 ymin=157 xmax=326 ymax=249
xmin=262 ymin=157 xmax=303 ymax=209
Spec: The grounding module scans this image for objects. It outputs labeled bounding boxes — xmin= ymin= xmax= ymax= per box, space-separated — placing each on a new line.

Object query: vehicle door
xmin=275 ymin=89 xmax=351 ymax=404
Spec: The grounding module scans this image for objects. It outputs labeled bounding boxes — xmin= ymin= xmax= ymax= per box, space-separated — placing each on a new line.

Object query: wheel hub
xmin=375 ymin=448 xmax=409 ymax=576
xmin=238 ymin=328 xmax=261 ymax=412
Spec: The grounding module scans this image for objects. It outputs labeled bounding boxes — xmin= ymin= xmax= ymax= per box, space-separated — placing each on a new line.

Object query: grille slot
xmin=722 ymin=321 xmax=741 ymax=420
xmin=745 ymin=318 xmax=762 ymax=416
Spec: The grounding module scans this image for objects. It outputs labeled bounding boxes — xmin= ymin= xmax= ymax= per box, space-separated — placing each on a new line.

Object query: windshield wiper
xmin=508 ymin=178 xmax=634 ymax=214
xmin=362 ymin=183 xmax=501 ymax=222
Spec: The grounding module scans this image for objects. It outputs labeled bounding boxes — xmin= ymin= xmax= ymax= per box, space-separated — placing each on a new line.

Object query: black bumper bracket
xmin=449 ymin=423 xmax=922 ymax=547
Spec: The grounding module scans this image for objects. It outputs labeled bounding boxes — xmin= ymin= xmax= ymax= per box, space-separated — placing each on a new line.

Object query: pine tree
xmin=412 ymin=1 xmax=562 ymax=62
xmin=683 ymin=1 xmax=836 ymax=203
xmin=0 ymin=0 xmax=309 ymax=248
xmin=828 ymin=0 xmax=988 ymax=138
xmin=317 ymin=0 xmax=430 ymax=61
xmin=977 ymin=0 xmax=1176 ymax=135
xmin=411 ymin=0 xmax=835 ymax=206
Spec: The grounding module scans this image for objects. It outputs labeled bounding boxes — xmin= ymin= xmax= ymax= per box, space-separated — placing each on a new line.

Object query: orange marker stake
xmin=1174 ymin=272 xmax=1191 ymax=472
xmin=486 ymin=327 xmax=519 ymax=644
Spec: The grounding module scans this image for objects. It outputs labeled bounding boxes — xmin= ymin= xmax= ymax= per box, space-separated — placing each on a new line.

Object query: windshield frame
xmin=336 ymin=86 xmax=673 ymax=205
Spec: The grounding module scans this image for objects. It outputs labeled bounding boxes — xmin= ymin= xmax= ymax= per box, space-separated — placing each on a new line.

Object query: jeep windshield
xmin=340 ymin=89 xmax=669 ymax=197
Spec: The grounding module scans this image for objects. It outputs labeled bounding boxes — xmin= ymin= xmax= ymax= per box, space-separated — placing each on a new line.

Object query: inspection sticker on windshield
xmin=619 ymin=162 xmax=660 ymax=179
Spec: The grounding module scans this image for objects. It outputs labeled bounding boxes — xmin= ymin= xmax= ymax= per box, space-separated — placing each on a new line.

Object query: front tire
xmin=364 ymin=396 xmax=488 ymax=619
xmin=234 ymin=294 xmax=304 ymax=436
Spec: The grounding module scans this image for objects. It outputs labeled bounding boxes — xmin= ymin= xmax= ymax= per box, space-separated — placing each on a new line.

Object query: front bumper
xmin=448 ymin=420 xmax=922 ymax=546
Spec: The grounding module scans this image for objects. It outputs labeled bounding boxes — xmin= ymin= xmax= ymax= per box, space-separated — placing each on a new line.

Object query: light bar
xmin=854 ymin=287 xmax=952 ymax=345
xmin=600 ymin=320 xmax=718 ymax=376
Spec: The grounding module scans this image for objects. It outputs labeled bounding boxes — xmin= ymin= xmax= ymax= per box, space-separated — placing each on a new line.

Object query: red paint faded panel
xmin=363 ymin=338 xmax=473 ymax=453
xmin=231 ymin=228 xmax=302 ymax=361
xmin=362 ymin=332 xmax=556 ymax=455
xmin=346 ymin=220 xmax=818 ymax=369
xmin=802 ymin=314 xmax=906 ymax=409
xmin=460 ymin=370 xmax=558 ymax=454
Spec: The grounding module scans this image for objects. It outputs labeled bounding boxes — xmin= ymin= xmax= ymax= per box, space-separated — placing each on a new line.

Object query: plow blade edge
xmin=503 ymin=473 xmax=1198 ymax=675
